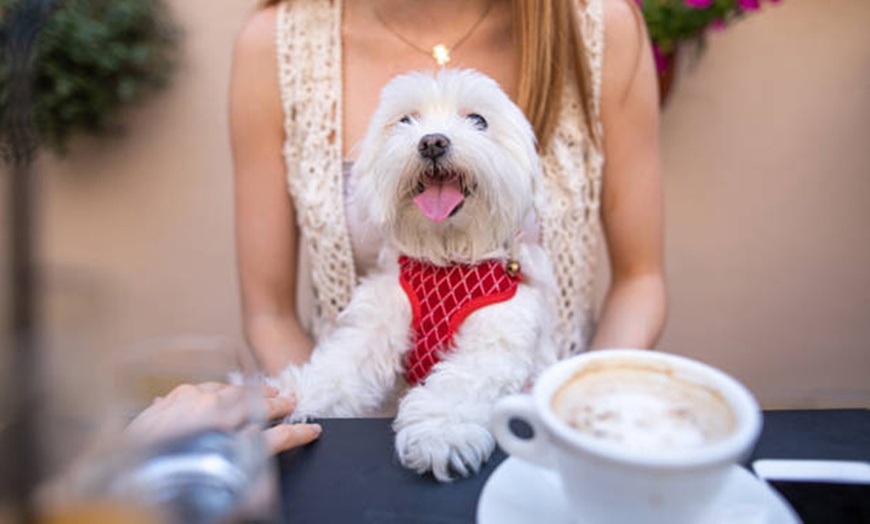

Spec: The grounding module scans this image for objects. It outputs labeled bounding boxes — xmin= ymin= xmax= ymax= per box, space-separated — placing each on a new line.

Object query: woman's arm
xmin=589 ymin=0 xmax=667 ymax=349
xmin=229 ymin=7 xmax=314 ymax=373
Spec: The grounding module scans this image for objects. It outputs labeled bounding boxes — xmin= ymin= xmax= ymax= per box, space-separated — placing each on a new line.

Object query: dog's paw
xmin=394 ymin=420 xmax=495 ymax=482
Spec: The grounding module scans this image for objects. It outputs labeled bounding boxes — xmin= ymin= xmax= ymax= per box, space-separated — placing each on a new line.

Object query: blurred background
xmin=1 ymin=0 xmax=868 ymax=439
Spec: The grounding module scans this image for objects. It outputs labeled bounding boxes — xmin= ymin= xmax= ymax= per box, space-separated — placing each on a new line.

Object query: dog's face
xmin=352 ymin=69 xmax=542 ymax=265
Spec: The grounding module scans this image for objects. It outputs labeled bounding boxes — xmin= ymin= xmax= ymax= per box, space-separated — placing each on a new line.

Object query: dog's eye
xmin=466 ymin=113 xmax=488 ymax=130
xmin=398 ymin=115 xmax=413 ymax=125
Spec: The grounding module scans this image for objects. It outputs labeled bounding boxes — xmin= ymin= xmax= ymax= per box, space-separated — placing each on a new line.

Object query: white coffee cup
xmin=491 ymin=349 xmax=762 ymax=524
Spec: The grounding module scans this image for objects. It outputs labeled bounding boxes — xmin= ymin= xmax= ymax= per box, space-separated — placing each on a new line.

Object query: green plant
xmin=0 ymin=0 xmax=180 ymax=154
xmin=639 ymin=0 xmax=781 ymax=72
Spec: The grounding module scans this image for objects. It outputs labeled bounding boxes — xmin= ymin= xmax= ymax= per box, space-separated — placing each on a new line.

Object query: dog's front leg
xmin=393 ymin=288 xmax=546 ymax=481
xmin=272 ymin=273 xmax=411 ymax=420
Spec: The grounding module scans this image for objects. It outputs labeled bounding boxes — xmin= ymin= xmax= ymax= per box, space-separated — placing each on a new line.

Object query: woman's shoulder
xmin=599 ymin=0 xmax=654 ymax=103
xmin=234 ymin=5 xmax=279 ymax=62
xmin=600 ymin=0 xmax=647 ymax=56
xmin=229 ymin=6 xmax=283 ymax=132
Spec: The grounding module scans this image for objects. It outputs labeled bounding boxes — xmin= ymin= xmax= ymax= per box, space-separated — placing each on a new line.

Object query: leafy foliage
xmin=0 ymin=0 xmax=180 ymax=154
xmin=639 ymin=0 xmax=781 ymax=70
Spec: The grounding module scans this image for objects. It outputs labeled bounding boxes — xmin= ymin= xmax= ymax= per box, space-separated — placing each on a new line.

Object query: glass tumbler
xmin=71 ymin=335 xmax=278 ymax=524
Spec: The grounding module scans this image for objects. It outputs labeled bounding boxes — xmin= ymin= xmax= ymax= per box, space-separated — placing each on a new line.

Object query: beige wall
xmin=657 ymin=0 xmax=870 ymax=408
xmin=20 ymin=0 xmax=870 ymax=408
xmin=34 ymin=0 xmax=257 ymax=348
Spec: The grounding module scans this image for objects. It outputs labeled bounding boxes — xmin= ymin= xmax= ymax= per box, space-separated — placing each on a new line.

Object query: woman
xmin=229 ymin=0 xmax=666 ymax=375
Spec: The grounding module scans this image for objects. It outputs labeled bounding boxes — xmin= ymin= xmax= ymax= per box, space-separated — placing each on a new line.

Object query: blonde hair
xmin=260 ymin=0 xmax=598 ymax=149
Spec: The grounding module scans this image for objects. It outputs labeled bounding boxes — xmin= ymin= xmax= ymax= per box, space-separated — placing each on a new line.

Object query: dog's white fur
xmin=272 ymin=69 xmax=558 ymax=481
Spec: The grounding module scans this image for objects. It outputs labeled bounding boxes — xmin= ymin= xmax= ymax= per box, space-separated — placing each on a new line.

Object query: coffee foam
xmin=551 ymin=362 xmax=736 ymax=452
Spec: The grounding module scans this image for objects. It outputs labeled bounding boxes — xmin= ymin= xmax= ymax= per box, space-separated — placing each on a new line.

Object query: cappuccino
xmin=551 ymin=362 xmax=736 ymax=451
xmin=494 ymin=350 xmax=762 ymax=523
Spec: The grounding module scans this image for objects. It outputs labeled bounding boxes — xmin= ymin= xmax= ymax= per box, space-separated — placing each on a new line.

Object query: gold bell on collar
xmin=505 ymin=260 xmax=521 ymax=279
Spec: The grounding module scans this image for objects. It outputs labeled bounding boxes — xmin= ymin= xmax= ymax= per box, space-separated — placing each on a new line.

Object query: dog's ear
xmin=350 ymin=107 xmax=393 ymax=229
xmin=350 ymin=156 xmax=390 ymax=229
xmin=351 ymin=71 xmax=441 ymax=230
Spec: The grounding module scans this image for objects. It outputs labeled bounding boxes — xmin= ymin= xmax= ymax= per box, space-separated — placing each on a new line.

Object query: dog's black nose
xmin=418 ymin=133 xmax=451 ymax=160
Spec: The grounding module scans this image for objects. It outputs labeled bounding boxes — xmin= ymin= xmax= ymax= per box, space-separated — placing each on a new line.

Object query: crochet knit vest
xmin=276 ymin=0 xmax=604 ymax=356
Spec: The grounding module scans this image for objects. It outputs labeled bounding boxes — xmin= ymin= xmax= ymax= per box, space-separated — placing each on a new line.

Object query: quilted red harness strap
xmin=399 ymin=256 xmax=520 ymax=386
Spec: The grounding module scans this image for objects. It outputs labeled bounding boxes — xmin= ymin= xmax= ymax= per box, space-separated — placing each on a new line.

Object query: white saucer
xmin=476 ymin=457 xmax=801 ymax=524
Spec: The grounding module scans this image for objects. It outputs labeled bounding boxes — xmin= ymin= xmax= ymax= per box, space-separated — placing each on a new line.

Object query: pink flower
xmin=683 ymin=0 xmax=714 ymax=7
xmin=737 ymin=0 xmax=761 ymax=10
xmin=708 ymin=19 xmax=727 ymax=32
xmin=652 ymin=44 xmax=671 ymax=74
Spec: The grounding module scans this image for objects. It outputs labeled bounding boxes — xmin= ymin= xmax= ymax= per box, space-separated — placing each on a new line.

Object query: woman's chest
xmin=340 ymin=6 xmax=516 ymax=159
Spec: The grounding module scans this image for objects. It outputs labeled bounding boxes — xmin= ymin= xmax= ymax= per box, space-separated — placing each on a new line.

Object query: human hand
xmin=125 ymin=382 xmax=321 ymax=454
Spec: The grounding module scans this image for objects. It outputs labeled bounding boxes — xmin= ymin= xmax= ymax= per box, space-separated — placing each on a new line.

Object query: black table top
xmin=277 ymin=409 xmax=869 ymax=524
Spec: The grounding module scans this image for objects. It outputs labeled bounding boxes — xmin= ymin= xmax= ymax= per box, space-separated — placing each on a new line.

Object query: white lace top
xmin=277 ymin=0 xmax=605 ymax=355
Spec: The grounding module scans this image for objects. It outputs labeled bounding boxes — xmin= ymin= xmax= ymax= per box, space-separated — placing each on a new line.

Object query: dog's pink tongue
xmin=413 ymin=178 xmax=464 ymax=223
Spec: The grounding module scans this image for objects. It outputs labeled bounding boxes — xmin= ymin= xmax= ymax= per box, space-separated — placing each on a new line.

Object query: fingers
xmin=264 ymin=394 xmax=296 ymax=421
xmin=214 ymin=386 xmax=282 ymax=428
xmin=261 ymin=385 xmax=280 ymax=397
xmin=254 ymin=384 xmax=295 ymax=421
xmin=263 ymin=423 xmax=322 ymax=454
xmin=196 ymin=381 xmax=230 ymax=393
xmin=136 ymin=382 xmax=300 ymax=442
xmin=163 ymin=383 xmax=204 ymax=400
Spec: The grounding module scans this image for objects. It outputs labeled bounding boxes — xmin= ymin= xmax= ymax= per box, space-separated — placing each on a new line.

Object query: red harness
xmin=399 ymin=256 xmax=520 ymax=386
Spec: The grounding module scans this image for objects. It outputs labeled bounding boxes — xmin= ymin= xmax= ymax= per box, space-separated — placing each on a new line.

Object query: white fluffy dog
xmin=274 ymin=69 xmax=558 ymax=481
